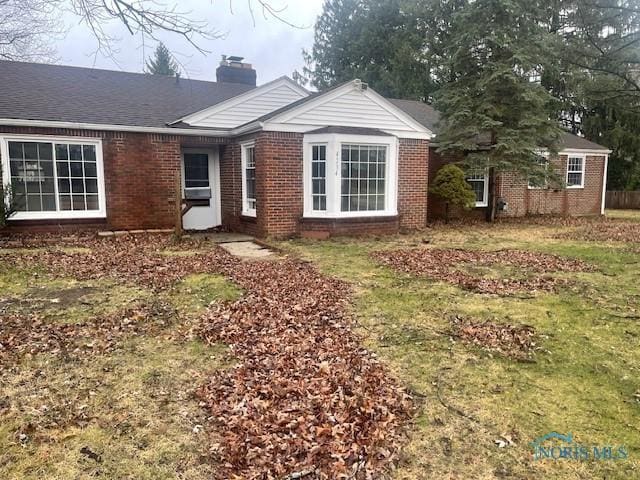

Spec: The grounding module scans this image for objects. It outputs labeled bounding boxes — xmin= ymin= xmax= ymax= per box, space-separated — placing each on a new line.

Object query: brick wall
xmin=1 ymin=126 xmax=225 ymax=231
xmin=398 ymin=138 xmax=429 ymax=229
xmin=428 ymin=148 xmax=606 ymax=221
xmin=2 ymin=126 xmax=432 ymax=237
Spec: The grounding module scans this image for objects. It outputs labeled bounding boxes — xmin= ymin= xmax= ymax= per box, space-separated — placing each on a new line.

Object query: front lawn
xmin=2 ymin=212 xmax=640 ymax=479
xmin=278 ymin=212 xmax=640 ymax=479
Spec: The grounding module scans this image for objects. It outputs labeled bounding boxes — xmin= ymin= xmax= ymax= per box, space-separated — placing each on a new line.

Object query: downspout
xmin=601 ymin=154 xmax=609 ymax=215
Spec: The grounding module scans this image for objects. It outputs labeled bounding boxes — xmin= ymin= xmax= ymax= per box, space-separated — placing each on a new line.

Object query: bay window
xmin=1 ymin=135 xmax=106 ymax=220
xmin=303 ymin=133 xmax=397 ymax=218
xmin=241 ymin=142 xmax=257 ymax=216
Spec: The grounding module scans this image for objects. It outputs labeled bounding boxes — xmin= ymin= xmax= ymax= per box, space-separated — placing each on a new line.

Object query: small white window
xmin=566 ymin=155 xmax=585 ymax=188
xmin=466 ymin=171 xmax=489 ymax=207
xmin=528 ymin=154 xmax=550 ymax=189
xmin=1 ymin=135 xmax=106 ymax=220
xmin=311 ymin=144 xmax=327 ymax=211
xmin=241 ymin=142 xmax=256 ymax=216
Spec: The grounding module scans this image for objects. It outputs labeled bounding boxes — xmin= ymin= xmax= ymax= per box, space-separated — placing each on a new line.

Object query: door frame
xmin=180 ymin=147 xmax=222 ymax=229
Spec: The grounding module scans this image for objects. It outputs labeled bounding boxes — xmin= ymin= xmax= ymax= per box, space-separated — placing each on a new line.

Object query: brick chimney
xmin=216 ymin=55 xmax=257 ymax=86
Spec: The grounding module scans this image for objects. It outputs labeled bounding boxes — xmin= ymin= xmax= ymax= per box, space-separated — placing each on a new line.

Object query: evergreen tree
xmin=303 ymin=0 xmax=430 ymax=98
xmin=145 ymin=42 xmax=180 ymax=76
xmin=429 ymin=164 xmax=477 ymax=223
xmin=433 ymin=0 xmax=562 ymax=221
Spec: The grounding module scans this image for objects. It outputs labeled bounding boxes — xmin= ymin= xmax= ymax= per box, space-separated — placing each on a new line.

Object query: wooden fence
xmin=606 ymin=191 xmax=640 ymax=209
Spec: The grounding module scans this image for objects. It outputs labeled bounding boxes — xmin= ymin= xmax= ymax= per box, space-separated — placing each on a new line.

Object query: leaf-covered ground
xmin=1 ymin=234 xmax=413 ymax=479
xmin=278 ymin=210 xmax=640 ymax=480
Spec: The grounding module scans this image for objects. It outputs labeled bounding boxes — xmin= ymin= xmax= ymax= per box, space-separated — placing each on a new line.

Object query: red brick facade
xmin=0 ymin=126 xmax=428 ymax=238
xmin=1 ymin=126 xmax=225 ymax=232
xmin=428 ymin=149 xmax=607 ymax=221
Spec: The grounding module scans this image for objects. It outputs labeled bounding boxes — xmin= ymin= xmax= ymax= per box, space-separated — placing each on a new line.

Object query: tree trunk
xmin=445 ymin=201 xmax=449 ymax=224
xmin=486 ymin=167 xmax=498 ymax=223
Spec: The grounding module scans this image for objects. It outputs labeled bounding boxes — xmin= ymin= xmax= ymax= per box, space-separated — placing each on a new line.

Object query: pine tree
xmin=434 ymin=0 xmax=563 ymax=221
xmin=303 ymin=0 xmax=430 ymax=98
xmin=145 ymin=42 xmax=180 ymax=76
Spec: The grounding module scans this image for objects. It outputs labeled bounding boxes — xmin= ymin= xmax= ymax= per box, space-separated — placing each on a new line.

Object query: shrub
xmin=429 ymin=164 xmax=477 ymax=222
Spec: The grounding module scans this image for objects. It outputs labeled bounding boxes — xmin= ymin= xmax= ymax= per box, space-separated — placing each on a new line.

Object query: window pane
xmin=59 ymin=195 xmax=72 ymax=210
xmin=72 ymin=195 xmax=86 ymax=210
xmin=567 ymin=173 xmax=582 ymax=186
xmin=42 ymin=195 xmax=56 ymax=211
xmin=58 ymin=179 xmax=70 ymax=193
xmin=55 ymin=144 xmax=69 ymax=161
xmin=38 ymin=143 xmax=53 ymax=160
xmin=41 ymin=177 xmax=55 ymax=194
xmin=70 ymin=162 xmax=83 ymax=177
xmin=69 ymin=144 xmax=82 ymax=160
xmin=57 ymin=161 xmax=69 ymax=177
xmin=8 ymin=142 xmax=22 ymax=159
xmin=27 ymin=194 xmax=41 ymax=211
xmin=184 ymin=153 xmax=209 ymax=188
xmin=86 ymin=195 xmax=99 ymax=210
xmin=83 ymin=145 xmax=96 ymax=162
xmin=10 ymin=160 xmax=23 ymax=176
xmin=40 ymin=160 xmax=54 ymax=177
xmin=11 ymin=178 xmax=25 ymax=195
xmin=85 ymin=179 xmax=98 ymax=194
xmin=23 ymin=143 xmax=38 ymax=160
xmin=71 ymin=179 xmax=85 ymax=193
xmin=84 ymin=162 xmax=97 ymax=178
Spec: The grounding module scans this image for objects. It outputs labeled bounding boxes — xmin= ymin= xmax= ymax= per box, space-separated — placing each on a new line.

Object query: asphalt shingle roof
xmin=0 ymin=60 xmax=255 ymax=128
xmin=0 ymin=61 xmax=611 ymax=151
xmin=388 ymin=98 xmax=609 ymax=152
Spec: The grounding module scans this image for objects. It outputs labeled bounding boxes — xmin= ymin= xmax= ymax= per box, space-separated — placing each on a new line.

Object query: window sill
xmin=566 ymin=186 xmax=584 ymax=190
xmin=240 ymin=214 xmax=257 ymax=223
xmin=8 ymin=211 xmax=107 ymax=221
xmin=301 ymin=214 xmax=399 ymax=224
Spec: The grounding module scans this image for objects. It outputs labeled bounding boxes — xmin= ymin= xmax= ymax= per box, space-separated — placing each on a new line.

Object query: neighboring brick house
xmin=0 ymin=59 xmax=609 ymax=237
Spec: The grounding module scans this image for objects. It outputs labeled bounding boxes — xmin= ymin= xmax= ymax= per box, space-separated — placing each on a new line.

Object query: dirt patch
xmin=372 ymin=248 xmax=595 ymax=295
xmin=0 ymin=286 xmax=99 ymax=312
xmin=0 ymin=301 xmax=174 ymax=361
xmin=7 ymin=234 xmax=237 ymax=291
xmin=450 ymin=315 xmax=539 ymax=360
xmin=555 ymin=221 xmax=640 ymax=243
xmin=195 ymin=259 xmax=414 ymax=480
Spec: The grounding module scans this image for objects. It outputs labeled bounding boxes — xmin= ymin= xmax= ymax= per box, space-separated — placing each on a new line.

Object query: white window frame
xmin=466 ymin=171 xmax=489 ymax=207
xmin=302 ymin=133 xmax=398 ymax=218
xmin=566 ymin=154 xmax=586 ymax=189
xmin=528 ymin=152 xmax=550 ymax=190
xmin=1 ymin=134 xmax=106 ymax=220
xmin=240 ymin=141 xmax=257 ymax=217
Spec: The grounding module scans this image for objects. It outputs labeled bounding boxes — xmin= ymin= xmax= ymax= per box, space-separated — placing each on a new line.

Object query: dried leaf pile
xmin=450 ymin=315 xmax=538 ymax=360
xmin=373 ymin=248 xmax=595 ymax=295
xmin=196 ymin=259 xmax=414 ymax=479
xmin=10 ymin=234 xmax=236 ymax=290
xmin=0 ymin=302 xmax=174 ymax=361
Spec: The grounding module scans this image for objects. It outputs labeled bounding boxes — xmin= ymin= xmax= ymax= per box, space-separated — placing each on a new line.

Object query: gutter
xmin=0 ymin=118 xmax=233 ymax=137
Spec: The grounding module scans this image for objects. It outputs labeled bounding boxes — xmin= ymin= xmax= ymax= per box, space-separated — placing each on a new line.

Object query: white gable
xmin=262 ymin=81 xmax=433 ymax=138
xmin=175 ymin=77 xmax=308 ymax=129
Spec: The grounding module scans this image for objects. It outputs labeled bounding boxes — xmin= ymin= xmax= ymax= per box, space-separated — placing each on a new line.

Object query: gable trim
xmin=263 ymin=80 xmax=434 ymax=137
xmin=170 ymin=76 xmax=309 ymax=126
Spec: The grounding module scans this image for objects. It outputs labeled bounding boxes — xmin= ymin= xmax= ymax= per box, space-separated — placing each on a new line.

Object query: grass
xmin=277 ymin=217 xmax=640 ymax=479
xmin=0 ymin=244 xmax=242 ymax=480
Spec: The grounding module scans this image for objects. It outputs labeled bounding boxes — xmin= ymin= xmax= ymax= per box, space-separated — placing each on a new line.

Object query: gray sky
xmin=56 ymin=1 xmax=324 ymax=84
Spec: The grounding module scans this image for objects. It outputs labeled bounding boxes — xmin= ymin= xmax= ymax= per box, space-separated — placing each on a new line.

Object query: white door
xmin=181 ymin=149 xmax=221 ymax=230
